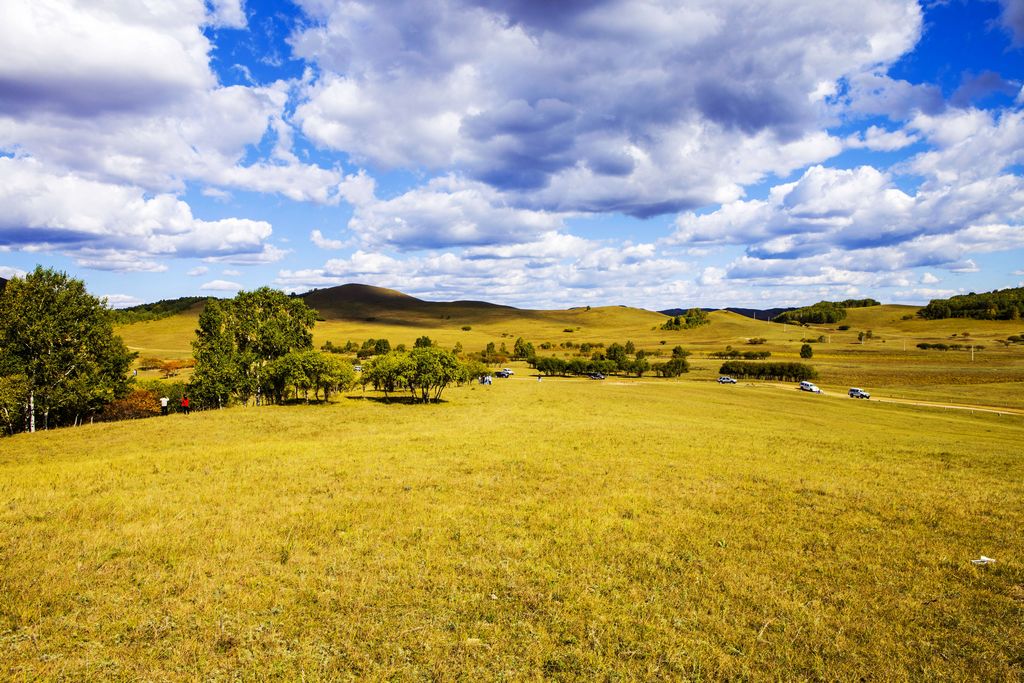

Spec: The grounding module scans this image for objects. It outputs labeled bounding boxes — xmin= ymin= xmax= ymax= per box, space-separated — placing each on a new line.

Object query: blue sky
xmin=1 ymin=0 xmax=1023 ymax=310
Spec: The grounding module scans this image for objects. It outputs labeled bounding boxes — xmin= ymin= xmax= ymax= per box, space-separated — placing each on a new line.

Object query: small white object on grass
xmin=971 ymin=556 xmax=996 ymax=565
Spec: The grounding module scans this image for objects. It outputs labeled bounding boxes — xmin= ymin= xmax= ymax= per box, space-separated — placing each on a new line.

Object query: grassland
xmin=2 ymin=379 xmax=1022 ymax=679
xmin=60 ymin=290 xmax=1023 ymax=676
xmin=117 ymin=294 xmax=1024 ymax=411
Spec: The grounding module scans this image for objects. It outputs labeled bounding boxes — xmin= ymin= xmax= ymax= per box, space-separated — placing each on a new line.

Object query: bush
xmin=800 ymin=344 xmax=813 ymax=359
xmin=100 ymin=389 xmax=162 ymax=421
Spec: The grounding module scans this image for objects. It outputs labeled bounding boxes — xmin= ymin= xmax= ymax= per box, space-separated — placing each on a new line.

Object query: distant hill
xmin=659 ymin=306 xmax=795 ymax=321
xmin=110 ymin=296 xmax=212 ymax=324
xmin=301 ymin=283 xmax=536 ymax=326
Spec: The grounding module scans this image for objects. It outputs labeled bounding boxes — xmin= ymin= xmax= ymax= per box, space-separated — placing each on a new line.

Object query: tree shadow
xmin=345 ymin=394 xmax=449 ymax=405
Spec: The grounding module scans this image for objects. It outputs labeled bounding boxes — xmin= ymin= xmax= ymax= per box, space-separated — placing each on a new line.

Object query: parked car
xmin=848 ymin=387 xmax=870 ymax=399
xmin=495 ymin=369 xmax=512 ymax=378
xmin=799 ymin=381 xmax=823 ymax=394
xmin=588 ymin=372 xmax=606 ymax=380
xmin=717 ymin=376 xmax=737 ymax=384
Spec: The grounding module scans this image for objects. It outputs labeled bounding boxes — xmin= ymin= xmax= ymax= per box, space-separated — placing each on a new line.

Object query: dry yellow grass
xmin=2 ymin=379 xmax=1022 ymax=679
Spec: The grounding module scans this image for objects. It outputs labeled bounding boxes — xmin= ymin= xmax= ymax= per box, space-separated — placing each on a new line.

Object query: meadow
xmin=2 ymin=378 xmax=1022 ymax=679
xmin=8 ymin=291 xmax=1020 ymax=677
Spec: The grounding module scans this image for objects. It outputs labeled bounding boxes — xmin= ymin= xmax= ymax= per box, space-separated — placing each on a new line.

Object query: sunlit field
xmin=2 ymin=378 xmax=1022 ymax=679
xmin=117 ymin=299 xmax=1024 ymax=409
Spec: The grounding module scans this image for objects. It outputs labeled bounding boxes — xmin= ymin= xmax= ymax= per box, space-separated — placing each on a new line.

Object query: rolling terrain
xmin=2 ymin=378 xmax=1021 ymax=679
xmin=4 ymin=285 xmax=1022 ymax=677
xmin=116 ymin=285 xmax=1024 ymax=410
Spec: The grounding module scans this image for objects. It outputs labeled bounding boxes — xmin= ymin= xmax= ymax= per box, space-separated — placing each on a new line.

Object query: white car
xmin=717 ymin=376 xmax=737 ymax=384
xmin=799 ymin=381 xmax=823 ymax=394
xmin=848 ymin=387 xmax=870 ymax=399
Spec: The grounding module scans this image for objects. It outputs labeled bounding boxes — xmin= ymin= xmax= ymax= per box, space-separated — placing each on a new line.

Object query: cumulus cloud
xmin=845 ymin=125 xmax=918 ymax=151
xmin=102 ymin=293 xmax=146 ymax=309
xmin=200 ymin=279 xmax=244 ymax=291
xmin=669 ymin=106 xmax=1024 ymax=289
xmin=999 ymin=0 xmax=1024 ymax=44
xmin=0 ymin=2 xmax=342 ymax=205
xmin=341 ymin=174 xmax=566 ymax=249
xmin=0 ymin=266 xmax=27 ymax=279
xmin=311 ymin=229 xmax=346 ymax=249
xmin=0 ymin=157 xmax=279 ymax=270
xmin=292 ymin=0 xmax=920 ymax=217
xmin=0 ymin=0 xmax=214 ymax=118
xmin=276 ymin=231 xmax=697 ymax=308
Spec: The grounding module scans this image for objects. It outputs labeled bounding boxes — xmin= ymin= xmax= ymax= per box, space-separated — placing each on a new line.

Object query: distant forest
xmin=771 ymin=298 xmax=880 ymax=325
xmin=110 ymin=296 xmax=211 ymax=324
xmin=918 ymin=287 xmax=1024 ymax=320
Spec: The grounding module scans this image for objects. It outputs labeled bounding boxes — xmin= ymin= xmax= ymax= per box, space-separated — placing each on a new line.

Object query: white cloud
xmin=102 ymin=293 xmax=145 ymax=309
xmin=187 ymin=266 xmax=209 ymax=276
xmin=343 ymin=175 xmax=566 ymax=249
xmin=276 ymin=231 xmax=697 ymax=309
xmin=292 ymin=0 xmax=920 ymax=217
xmin=0 ymin=3 xmax=342 ymax=205
xmin=206 ymin=0 xmax=247 ymax=29
xmin=920 ymin=272 xmax=940 ymax=284
xmin=845 ymin=125 xmax=918 ymax=151
xmin=200 ymin=279 xmax=243 ymax=291
xmin=0 ymin=266 xmax=27 ymax=279
xmin=222 ymin=269 xmax=241 ymax=276
xmin=311 ymin=229 xmax=345 ymax=249
xmin=0 ymin=156 xmax=278 ymax=270
xmin=0 ymin=0 xmax=214 ymax=118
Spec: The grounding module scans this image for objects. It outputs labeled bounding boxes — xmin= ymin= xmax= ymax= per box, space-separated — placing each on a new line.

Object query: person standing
xmin=160 ymin=396 xmax=169 ymax=415
xmin=180 ymin=395 xmax=190 ymax=415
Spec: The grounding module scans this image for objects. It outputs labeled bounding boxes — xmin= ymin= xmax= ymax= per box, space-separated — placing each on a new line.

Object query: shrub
xmin=800 ymin=344 xmax=813 ymax=359
xmin=101 ymin=389 xmax=162 ymax=421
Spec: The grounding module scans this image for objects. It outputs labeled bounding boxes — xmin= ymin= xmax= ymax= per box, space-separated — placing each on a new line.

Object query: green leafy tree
xmin=190 ymin=300 xmax=239 ymax=408
xmin=191 ymin=288 xmax=317 ymax=407
xmin=0 ymin=267 xmax=134 ymax=432
xmin=361 ymin=351 xmax=413 ymax=400
xmin=406 ymin=346 xmax=461 ymax=402
xmin=800 ymin=343 xmax=813 ymax=359
xmin=414 ymin=335 xmax=433 ymax=348
xmin=624 ymin=340 xmax=636 ymax=355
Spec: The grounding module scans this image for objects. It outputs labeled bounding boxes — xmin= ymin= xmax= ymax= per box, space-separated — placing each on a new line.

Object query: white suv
xmin=799 ymin=381 xmax=823 ymax=394
xmin=848 ymin=387 xmax=870 ymax=399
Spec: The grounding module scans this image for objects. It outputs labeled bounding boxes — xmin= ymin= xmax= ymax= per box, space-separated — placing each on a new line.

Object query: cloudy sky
xmin=2 ymin=0 xmax=1023 ymax=309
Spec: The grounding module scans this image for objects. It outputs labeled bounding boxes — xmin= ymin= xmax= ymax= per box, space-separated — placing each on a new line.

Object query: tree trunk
xmin=29 ymin=390 xmax=35 ymax=433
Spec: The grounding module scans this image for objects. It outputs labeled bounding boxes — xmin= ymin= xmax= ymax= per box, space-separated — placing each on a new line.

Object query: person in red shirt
xmin=180 ymin=395 xmax=190 ymax=415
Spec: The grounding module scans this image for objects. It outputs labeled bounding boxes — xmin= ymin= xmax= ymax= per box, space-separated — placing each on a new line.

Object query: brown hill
xmin=300 ymin=283 xmax=536 ymax=327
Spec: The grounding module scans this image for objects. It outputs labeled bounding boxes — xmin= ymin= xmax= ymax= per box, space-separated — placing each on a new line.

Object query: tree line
xmin=917 ymin=287 xmax=1024 ymax=320
xmin=718 ymin=361 xmax=817 ymax=381
xmin=771 ymin=298 xmax=880 ymax=325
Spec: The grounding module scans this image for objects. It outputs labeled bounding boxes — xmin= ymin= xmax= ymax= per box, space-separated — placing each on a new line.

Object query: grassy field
xmin=2 ymin=378 xmax=1022 ymax=679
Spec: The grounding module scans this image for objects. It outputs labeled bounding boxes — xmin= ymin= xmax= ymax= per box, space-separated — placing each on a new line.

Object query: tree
xmin=414 ymin=335 xmax=433 ymax=348
xmin=191 ymin=288 xmax=318 ymax=407
xmin=513 ymin=337 xmax=530 ymax=359
xmin=406 ymin=346 xmax=461 ymax=402
xmin=624 ymin=340 xmax=636 ymax=355
xmin=362 ymin=351 xmax=413 ymax=399
xmin=0 ymin=267 xmax=134 ymax=432
xmin=800 ymin=343 xmax=813 ymax=359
